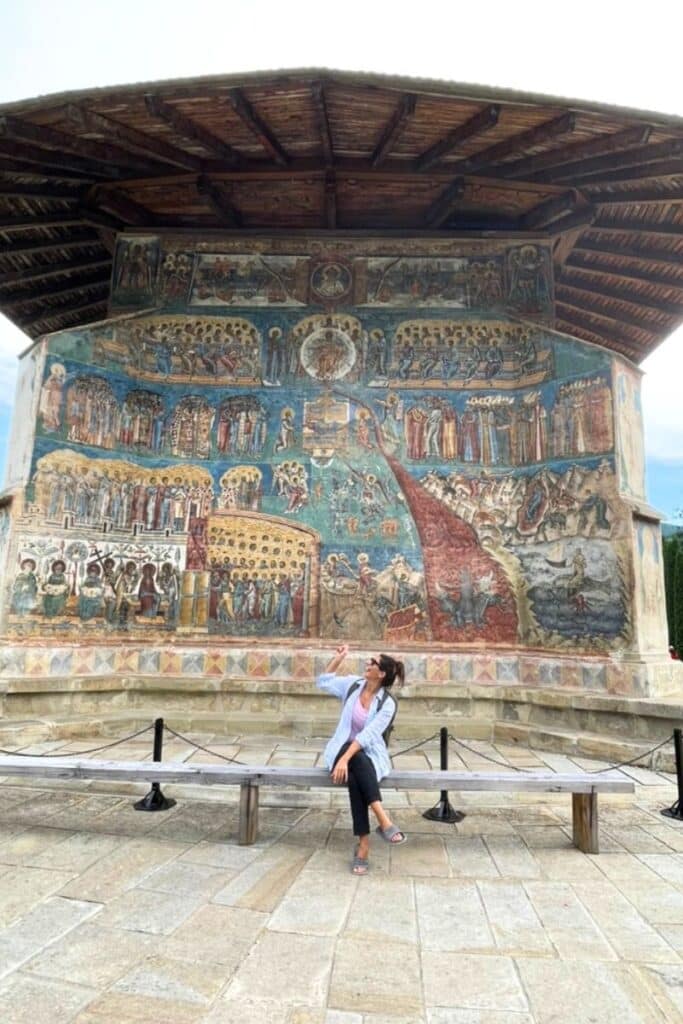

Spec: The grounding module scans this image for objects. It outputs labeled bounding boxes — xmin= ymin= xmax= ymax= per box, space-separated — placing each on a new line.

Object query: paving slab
xmin=421 ymin=952 xmax=528 ymax=1013
xmin=329 ymin=936 xmax=422 ymax=1016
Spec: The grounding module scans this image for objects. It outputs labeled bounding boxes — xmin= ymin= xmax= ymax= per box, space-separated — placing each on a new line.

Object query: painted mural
xmin=2 ymin=235 xmax=641 ymax=653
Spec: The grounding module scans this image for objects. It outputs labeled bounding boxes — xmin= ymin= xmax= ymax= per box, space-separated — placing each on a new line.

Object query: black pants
xmin=334 ymin=742 xmax=382 ymax=836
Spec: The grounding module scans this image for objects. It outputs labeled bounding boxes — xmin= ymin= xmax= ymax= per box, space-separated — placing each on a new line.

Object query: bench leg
xmin=239 ymin=782 xmax=259 ymax=846
xmin=572 ymin=792 xmax=598 ymax=854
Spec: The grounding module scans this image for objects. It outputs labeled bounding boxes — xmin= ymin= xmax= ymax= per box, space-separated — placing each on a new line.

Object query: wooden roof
xmin=1 ymin=68 xmax=682 ymax=360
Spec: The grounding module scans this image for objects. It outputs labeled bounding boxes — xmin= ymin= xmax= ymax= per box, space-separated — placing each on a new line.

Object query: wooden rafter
xmin=311 ymin=82 xmax=334 ymax=167
xmin=77 ymin=207 xmax=124 ymax=232
xmin=547 ymin=207 xmax=595 ymax=234
xmin=556 ymin=286 xmax=663 ymax=331
xmin=66 ymin=104 xmax=203 ymax=172
xmin=0 ymin=157 xmax=94 ymax=182
xmin=93 ymin=189 xmax=155 ymax=226
xmin=196 ymin=175 xmax=242 ymax=226
xmin=535 ymin=136 xmax=683 ymax=184
xmin=575 ymin=236 xmax=683 ymax=266
xmin=0 ymin=232 xmax=103 ymax=259
xmin=424 ymin=177 xmax=466 ymax=227
xmin=448 ymin=112 xmax=575 ymax=175
xmin=569 ymin=158 xmax=683 ymax=187
xmin=3 ymin=271 xmax=112 ymax=310
xmin=371 ymin=93 xmax=417 ymax=168
xmin=413 ymin=105 xmax=499 ymax=172
xmin=565 ymin=250 xmax=683 ymax=290
xmin=0 ymin=183 xmax=81 ymax=200
xmin=324 ymin=170 xmax=336 ymax=229
xmin=227 ymin=89 xmax=289 ymax=166
xmin=18 ymin=289 xmax=110 ymax=330
xmin=499 ymin=125 xmax=652 ymax=180
xmin=144 ymin=94 xmax=240 ymax=164
xmin=519 ymin=191 xmax=578 ymax=229
xmin=0 ymin=213 xmax=82 ymax=232
xmin=555 ymin=302 xmax=646 ymax=352
xmin=556 ymin=316 xmax=639 ymax=358
xmin=0 ymin=114 xmax=158 ymax=173
xmin=589 ymin=185 xmax=683 ymax=205
xmin=557 ymin=270 xmax=683 ymax=317
xmin=0 ymin=255 xmax=111 ymax=289
xmin=0 ymin=137 xmax=111 ymax=178
xmin=589 ymin=217 xmax=683 ymax=238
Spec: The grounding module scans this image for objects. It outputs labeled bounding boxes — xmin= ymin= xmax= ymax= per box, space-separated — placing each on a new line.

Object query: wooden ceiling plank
xmin=424 ymin=176 xmax=466 ymax=227
xmin=589 ymin=185 xmax=683 ymax=205
xmin=448 ymin=111 xmax=576 ymax=175
xmin=93 ymin=188 xmax=156 ymax=226
xmin=3 ymin=271 xmax=112 ymax=310
xmin=500 ymin=125 xmax=652 ymax=180
xmin=566 ymin=250 xmax=683 ymax=290
xmin=196 ymin=175 xmax=242 ymax=227
xmin=17 ymin=288 xmax=110 ymax=330
xmin=413 ymin=104 xmax=500 ymax=172
xmin=0 ymin=213 xmax=83 ymax=232
xmin=78 ymin=206 xmax=124 ymax=232
xmin=0 ymin=114 xmax=160 ymax=174
xmin=227 ymin=89 xmax=289 ymax=166
xmin=66 ymin=104 xmax=203 ymax=172
xmin=144 ymin=94 xmax=240 ymax=165
xmin=557 ymin=315 xmax=639 ymax=358
xmin=536 ymin=136 xmax=683 ymax=184
xmin=589 ymin=217 xmax=683 ymax=238
xmin=556 ymin=286 xmax=667 ymax=330
xmin=557 ymin=270 xmax=683 ymax=316
xmin=0 ymin=158 xmax=95 ymax=182
xmin=311 ymin=82 xmax=335 ymax=167
xmin=519 ymin=190 xmax=577 ymax=229
xmin=548 ymin=206 xmax=596 ymax=234
xmin=575 ymin=236 xmax=682 ymax=266
xmin=569 ymin=158 xmax=683 ymax=187
xmin=0 ymin=183 xmax=81 ymax=201
xmin=0 ymin=137 xmax=112 ymax=178
xmin=556 ymin=301 xmax=647 ymax=351
xmin=0 ymin=232 xmax=103 ymax=258
xmin=370 ymin=93 xmax=417 ymax=168
xmin=0 ymin=255 xmax=111 ymax=289
xmin=325 ymin=170 xmax=337 ymax=229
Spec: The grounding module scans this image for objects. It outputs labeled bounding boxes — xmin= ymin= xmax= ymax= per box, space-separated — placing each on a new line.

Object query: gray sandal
xmin=352 ymin=847 xmax=369 ymax=874
xmin=375 ymin=824 xmax=407 ymax=844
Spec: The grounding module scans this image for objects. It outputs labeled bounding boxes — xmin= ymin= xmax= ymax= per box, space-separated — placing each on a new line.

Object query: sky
xmin=0 ymin=0 xmax=681 ymax=518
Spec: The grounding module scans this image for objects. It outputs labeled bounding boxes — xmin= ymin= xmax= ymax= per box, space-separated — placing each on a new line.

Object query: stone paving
xmin=0 ymin=731 xmax=683 ymax=1022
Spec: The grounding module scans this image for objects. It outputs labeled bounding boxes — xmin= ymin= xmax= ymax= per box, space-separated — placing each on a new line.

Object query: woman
xmin=317 ymin=644 xmax=407 ymax=875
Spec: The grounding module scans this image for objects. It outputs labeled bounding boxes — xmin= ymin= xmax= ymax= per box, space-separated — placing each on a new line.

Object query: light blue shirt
xmin=316 ymin=672 xmax=396 ymax=781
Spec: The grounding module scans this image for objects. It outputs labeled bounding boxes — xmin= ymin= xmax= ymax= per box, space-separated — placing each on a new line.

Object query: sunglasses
xmin=368 ymin=657 xmax=383 ymax=668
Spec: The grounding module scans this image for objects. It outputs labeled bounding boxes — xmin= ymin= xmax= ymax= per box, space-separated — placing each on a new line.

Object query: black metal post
xmin=423 ymin=726 xmax=465 ymax=824
xmin=661 ymin=729 xmax=683 ymax=821
xmin=133 ymin=717 xmax=176 ymax=812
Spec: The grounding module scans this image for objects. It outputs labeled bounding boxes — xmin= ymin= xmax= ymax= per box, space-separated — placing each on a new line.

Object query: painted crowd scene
xmin=1 ymin=235 xmax=638 ymax=653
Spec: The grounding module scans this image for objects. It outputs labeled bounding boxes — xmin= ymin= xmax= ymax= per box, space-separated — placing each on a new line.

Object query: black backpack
xmin=343 ymin=680 xmax=397 ymax=745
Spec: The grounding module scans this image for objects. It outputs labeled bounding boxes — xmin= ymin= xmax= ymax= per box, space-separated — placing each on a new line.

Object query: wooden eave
xmin=0 ymin=67 xmax=681 ymax=357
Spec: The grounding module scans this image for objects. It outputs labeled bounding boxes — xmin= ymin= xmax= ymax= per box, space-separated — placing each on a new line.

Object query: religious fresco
xmin=632 ymin=517 xmax=668 ymax=653
xmin=614 ymin=361 xmax=646 ymax=502
xmin=2 ymin=235 xmax=643 ymax=654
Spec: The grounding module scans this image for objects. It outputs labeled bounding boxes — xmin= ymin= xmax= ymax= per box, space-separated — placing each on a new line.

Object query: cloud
xmin=0 ymin=315 xmax=30 ymax=410
xmin=641 ymin=325 xmax=683 ymax=462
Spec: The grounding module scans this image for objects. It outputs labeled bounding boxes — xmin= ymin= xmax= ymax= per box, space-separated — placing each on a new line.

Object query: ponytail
xmin=379 ymin=654 xmax=405 ymax=689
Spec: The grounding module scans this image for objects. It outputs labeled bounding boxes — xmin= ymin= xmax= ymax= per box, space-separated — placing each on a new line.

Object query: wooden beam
xmin=566 ymin=250 xmax=683 ymax=290
xmin=0 ymin=213 xmax=82 ymax=232
xmin=589 ymin=217 xmax=683 ymax=238
xmin=311 ymin=81 xmax=334 ymax=167
xmin=424 ymin=176 xmax=466 ymax=227
xmin=0 ymin=183 xmax=81 ymax=201
xmin=0 ymin=137 xmax=112 ymax=178
xmin=499 ymin=125 xmax=652 ymax=180
xmin=227 ymin=89 xmax=289 ymax=166
xmin=0 ymin=232 xmax=103 ymax=259
xmin=448 ymin=112 xmax=575 ymax=175
xmin=557 ymin=270 xmax=683 ymax=317
xmin=324 ymin=170 xmax=337 ymax=229
xmin=371 ymin=93 xmax=417 ymax=168
xmin=78 ymin=206 xmax=124 ymax=232
xmin=66 ymin=104 xmax=203 ymax=172
xmin=196 ymin=175 xmax=242 ymax=226
xmin=588 ymin=185 xmax=683 ymax=205
xmin=0 ymin=114 xmax=158 ymax=174
xmin=414 ymin=104 xmax=499 ymax=172
xmin=569 ymin=158 xmax=683 ymax=187
xmin=0 ymin=256 xmax=111 ymax=289
xmin=93 ymin=188 xmax=155 ymax=226
xmin=535 ymin=136 xmax=683 ymax=184
xmin=556 ymin=287 xmax=663 ymax=331
xmin=519 ymin=191 xmax=578 ymax=229
xmin=17 ymin=289 xmax=110 ymax=330
xmin=548 ymin=206 xmax=596 ymax=234
xmin=575 ymin=236 xmax=682 ymax=267
xmin=555 ymin=303 xmax=645 ymax=351
xmin=144 ymin=94 xmax=240 ymax=165
xmin=2 ymin=272 xmax=112 ymax=310
xmin=0 ymin=158 xmax=95 ymax=182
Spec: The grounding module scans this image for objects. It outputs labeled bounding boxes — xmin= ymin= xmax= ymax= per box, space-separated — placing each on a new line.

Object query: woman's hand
xmin=325 ymin=643 xmax=349 ymax=674
xmin=335 ymin=644 xmax=349 ymax=658
xmin=331 ymin=759 xmax=349 ymax=784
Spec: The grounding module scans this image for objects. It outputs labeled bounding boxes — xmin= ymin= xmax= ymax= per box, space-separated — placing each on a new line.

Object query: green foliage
xmin=664 ymin=533 xmax=683 ymax=657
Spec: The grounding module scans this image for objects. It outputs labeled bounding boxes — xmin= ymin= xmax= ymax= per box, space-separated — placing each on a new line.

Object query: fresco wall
xmin=0 ymin=233 xmax=653 ymax=656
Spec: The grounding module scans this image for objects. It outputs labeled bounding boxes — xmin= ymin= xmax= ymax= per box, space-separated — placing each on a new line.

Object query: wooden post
xmin=239 ymin=782 xmax=259 ymax=846
xmin=572 ymin=791 xmax=599 ymax=854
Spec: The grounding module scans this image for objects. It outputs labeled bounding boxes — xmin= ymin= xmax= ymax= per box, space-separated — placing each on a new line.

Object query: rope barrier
xmin=584 ymin=733 xmax=674 ymax=774
xmin=389 ymin=732 xmax=441 ymax=758
xmin=448 ymin=733 xmax=528 ymax=772
xmin=0 ymin=722 xmax=154 ymax=758
xmin=163 ymin=723 xmax=247 ymax=766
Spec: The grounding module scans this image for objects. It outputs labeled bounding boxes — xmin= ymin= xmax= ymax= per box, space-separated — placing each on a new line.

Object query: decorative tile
xmin=93 ymin=648 xmax=116 ymax=673
xmin=247 ymin=651 xmax=271 ymax=678
xmin=291 ymin=652 xmax=314 ymax=679
xmin=472 ymin=657 xmax=496 ymax=684
xmin=582 ymin=663 xmax=607 ymax=691
xmin=115 ymin=650 xmax=139 ymax=673
xmin=519 ymin=657 xmax=542 ymax=685
xmin=159 ymin=651 xmax=182 ymax=675
xmin=226 ymin=651 xmax=249 ymax=677
xmin=0 ymin=649 xmax=25 ymax=676
xmin=181 ymin=652 xmax=205 ymax=675
xmin=204 ymin=652 xmax=225 ymax=676
xmin=426 ymin=657 xmax=450 ymax=683
xmin=25 ymin=651 xmax=50 ymax=676
xmin=270 ymin=653 xmax=292 ymax=679
xmin=450 ymin=655 xmax=473 ymax=683
xmin=538 ymin=661 xmax=561 ymax=687
xmin=496 ymin=657 xmax=519 ymax=683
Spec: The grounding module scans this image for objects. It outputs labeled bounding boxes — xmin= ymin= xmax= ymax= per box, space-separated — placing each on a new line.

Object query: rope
xmin=163 ymin=724 xmax=247 ymax=765
xmin=584 ymin=733 xmax=674 ymax=774
xmin=0 ymin=723 xmax=154 ymax=758
xmin=389 ymin=732 xmax=441 ymax=758
xmin=448 ymin=733 xmax=529 ymax=772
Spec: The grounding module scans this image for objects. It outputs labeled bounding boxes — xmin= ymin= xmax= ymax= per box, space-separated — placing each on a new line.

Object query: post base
xmin=133 ymin=784 xmax=176 ymax=812
xmin=423 ymin=798 xmax=465 ymax=824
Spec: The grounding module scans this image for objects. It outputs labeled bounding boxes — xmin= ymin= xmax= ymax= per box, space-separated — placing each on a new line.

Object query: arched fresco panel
xmin=1 ymin=235 xmax=643 ymax=656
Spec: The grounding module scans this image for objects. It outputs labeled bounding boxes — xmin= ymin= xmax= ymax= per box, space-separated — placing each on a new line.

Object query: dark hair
xmin=378 ymin=654 xmax=405 ymax=689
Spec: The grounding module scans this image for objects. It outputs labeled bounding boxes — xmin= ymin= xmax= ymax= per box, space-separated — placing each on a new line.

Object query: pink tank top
xmin=349 ymin=697 xmax=369 ymax=740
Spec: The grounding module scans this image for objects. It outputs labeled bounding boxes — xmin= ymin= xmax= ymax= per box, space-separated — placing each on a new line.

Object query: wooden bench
xmin=0 ymin=756 xmax=634 ymax=854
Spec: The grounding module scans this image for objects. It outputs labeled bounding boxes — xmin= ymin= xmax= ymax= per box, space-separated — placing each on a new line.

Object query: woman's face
xmin=363 ymin=655 xmax=385 ymax=685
